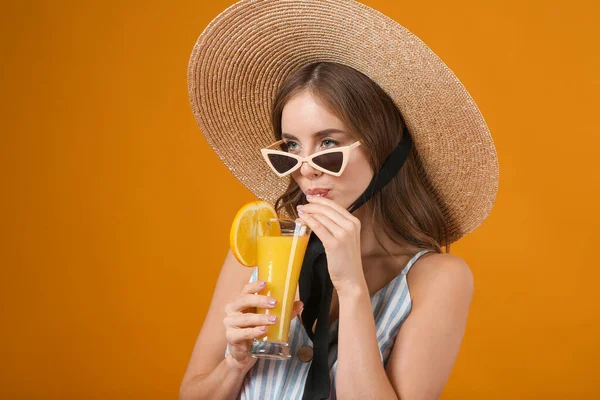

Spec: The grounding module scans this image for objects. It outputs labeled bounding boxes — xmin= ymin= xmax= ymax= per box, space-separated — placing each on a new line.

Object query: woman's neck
xmin=353 ymin=201 xmax=417 ymax=260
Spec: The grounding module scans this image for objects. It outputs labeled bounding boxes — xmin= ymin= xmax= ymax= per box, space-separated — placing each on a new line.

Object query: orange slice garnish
xmin=229 ymin=200 xmax=278 ymax=267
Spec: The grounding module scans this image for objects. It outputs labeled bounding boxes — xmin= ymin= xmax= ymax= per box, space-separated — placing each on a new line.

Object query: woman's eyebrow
xmin=281 ymin=129 xmax=346 ymax=140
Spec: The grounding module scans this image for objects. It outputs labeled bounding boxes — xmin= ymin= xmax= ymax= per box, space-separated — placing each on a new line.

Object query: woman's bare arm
xmin=385 ymin=253 xmax=474 ymax=400
xmin=179 ymin=250 xmax=255 ymax=400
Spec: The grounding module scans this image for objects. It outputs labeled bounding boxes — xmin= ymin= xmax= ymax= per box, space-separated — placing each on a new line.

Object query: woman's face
xmin=280 ymin=90 xmax=374 ymax=209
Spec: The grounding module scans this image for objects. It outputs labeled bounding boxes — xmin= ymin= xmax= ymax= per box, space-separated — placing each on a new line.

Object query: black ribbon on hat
xmin=299 ymin=127 xmax=413 ymax=400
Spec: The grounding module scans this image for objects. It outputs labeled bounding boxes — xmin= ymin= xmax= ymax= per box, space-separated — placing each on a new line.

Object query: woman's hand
xmin=297 ymin=195 xmax=366 ymax=295
xmin=223 ymin=280 xmax=303 ymax=370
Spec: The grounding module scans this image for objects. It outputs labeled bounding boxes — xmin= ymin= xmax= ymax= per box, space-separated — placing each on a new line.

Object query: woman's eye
xmin=284 ymin=141 xmax=299 ymax=151
xmin=322 ymin=139 xmax=339 ymax=148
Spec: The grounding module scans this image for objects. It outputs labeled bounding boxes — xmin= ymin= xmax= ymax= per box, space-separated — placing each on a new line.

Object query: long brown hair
xmin=271 ymin=62 xmax=451 ymax=254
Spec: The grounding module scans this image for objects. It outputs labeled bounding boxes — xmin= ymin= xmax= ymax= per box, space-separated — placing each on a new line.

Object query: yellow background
xmin=1 ymin=0 xmax=598 ymax=398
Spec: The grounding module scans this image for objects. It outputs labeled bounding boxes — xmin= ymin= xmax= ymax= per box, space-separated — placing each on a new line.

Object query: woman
xmin=181 ymin=1 xmax=498 ymax=399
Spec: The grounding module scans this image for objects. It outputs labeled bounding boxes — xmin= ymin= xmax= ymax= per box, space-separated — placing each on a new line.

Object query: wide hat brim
xmin=188 ymin=0 xmax=499 ymax=244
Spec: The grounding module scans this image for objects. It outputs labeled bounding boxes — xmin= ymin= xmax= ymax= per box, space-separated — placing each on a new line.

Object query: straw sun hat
xmin=187 ymin=0 xmax=499 ymax=243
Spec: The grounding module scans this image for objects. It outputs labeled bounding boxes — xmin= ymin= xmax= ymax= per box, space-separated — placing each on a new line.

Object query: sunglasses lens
xmin=267 ymin=153 xmax=299 ymax=174
xmin=313 ymin=152 xmax=344 ymax=173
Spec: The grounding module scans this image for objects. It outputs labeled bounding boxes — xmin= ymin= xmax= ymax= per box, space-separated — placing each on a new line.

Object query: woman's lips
xmin=305 ymin=189 xmax=330 ymax=198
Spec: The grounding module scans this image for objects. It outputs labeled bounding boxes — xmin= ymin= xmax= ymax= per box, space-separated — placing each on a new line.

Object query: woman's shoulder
xmin=222 ymin=249 xmax=256 ymax=280
xmin=212 ymin=249 xmax=257 ymax=298
xmin=406 ymin=252 xmax=474 ymax=305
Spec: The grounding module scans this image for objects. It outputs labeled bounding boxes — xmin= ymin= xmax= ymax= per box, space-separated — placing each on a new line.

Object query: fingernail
xmin=258 ymin=281 xmax=266 ymax=288
xmin=268 ymin=298 xmax=277 ymax=305
xmin=298 ymin=208 xmax=305 ymax=215
xmin=268 ymin=315 xmax=277 ymax=322
xmin=306 ymin=194 xmax=314 ymax=199
xmin=260 ymin=326 xmax=267 ymax=331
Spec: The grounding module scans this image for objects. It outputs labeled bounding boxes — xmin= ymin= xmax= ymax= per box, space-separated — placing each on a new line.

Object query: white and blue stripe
xmin=227 ymin=250 xmax=432 ymax=399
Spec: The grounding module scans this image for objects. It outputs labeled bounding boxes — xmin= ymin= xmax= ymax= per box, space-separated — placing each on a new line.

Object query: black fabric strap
xmin=299 ymin=128 xmax=413 ymax=400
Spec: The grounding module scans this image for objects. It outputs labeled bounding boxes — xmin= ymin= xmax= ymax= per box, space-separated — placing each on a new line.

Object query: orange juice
xmin=256 ymin=234 xmax=309 ymax=343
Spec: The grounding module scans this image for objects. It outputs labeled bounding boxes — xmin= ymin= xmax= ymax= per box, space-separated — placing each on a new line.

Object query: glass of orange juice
xmin=250 ymin=218 xmax=311 ymax=360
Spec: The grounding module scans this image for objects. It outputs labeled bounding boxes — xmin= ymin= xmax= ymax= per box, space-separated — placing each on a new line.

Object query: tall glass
xmin=250 ymin=218 xmax=311 ymax=360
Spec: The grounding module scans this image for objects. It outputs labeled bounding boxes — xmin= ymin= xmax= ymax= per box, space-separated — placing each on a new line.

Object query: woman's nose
xmin=299 ymin=161 xmax=322 ymax=179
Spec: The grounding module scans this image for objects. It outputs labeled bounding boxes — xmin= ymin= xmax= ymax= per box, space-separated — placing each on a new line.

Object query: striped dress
xmin=227 ymin=250 xmax=432 ymax=399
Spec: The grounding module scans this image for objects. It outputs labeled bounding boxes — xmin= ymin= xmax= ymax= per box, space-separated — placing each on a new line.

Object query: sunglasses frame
xmin=261 ymin=140 xmax=362 ymax=177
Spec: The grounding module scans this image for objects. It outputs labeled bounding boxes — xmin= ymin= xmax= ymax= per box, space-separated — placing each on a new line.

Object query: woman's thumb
xmin=291 ymin=301 xmax=304 ymax=319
